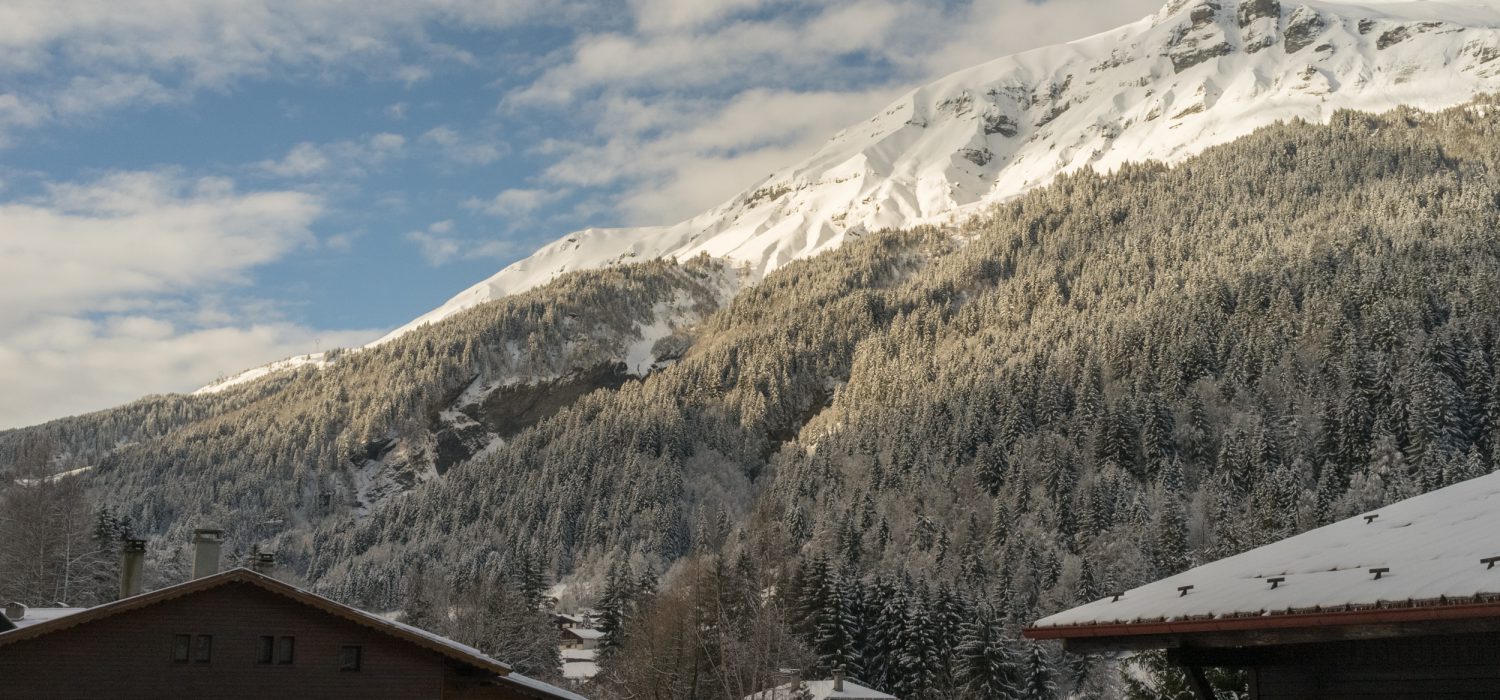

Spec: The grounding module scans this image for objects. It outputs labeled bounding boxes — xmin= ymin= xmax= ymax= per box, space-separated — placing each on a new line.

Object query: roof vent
xmin=4 ymin=602 xmax=25 ymax=621
xmin=1177 ymin=585 xmax=1194 ymax=597
xmin=1110 ymin=591 xmax=1124 ymax=602
xmin=1369 ymin=567 xmax=1390 ymax=580
xmin=1483 ymin=556 xmax=1500 ymax=570
xmin=1363 ymin=513 xmax=1380 ymax=524
xmin=1267 ymin=576 xmax=1286 ymax=589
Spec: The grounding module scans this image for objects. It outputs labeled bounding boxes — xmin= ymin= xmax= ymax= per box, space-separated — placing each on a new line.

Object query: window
xmin=194 ymin=634 xmax=212 ymax=663
xmin=172 ymin=634 xmax=190 ymax=663
xmin=339 ymin=645 xmax=361 ymax=672
xmin=258 ymin=636 xmax=274 ymax=664
xmin=276 ymin=635 xmax=295 ymax=664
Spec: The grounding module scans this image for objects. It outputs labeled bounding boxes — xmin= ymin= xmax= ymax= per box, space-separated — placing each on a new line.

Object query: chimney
xmin=191 ymin=528 xmax=224 ymax=579
xmin=119 ymin=538 xmax=147 ymax=599
xmin=833 ymin=666 xmax=844 ymax=692
xmin=4 ymin=602 xmax=25 ymax=621
xmin=251 ymin=551 xmax=276 ymax=576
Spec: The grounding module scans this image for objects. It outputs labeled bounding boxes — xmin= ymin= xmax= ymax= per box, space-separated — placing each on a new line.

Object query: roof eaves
xmin=1025 ymin=594 xmax=1500 ymax=641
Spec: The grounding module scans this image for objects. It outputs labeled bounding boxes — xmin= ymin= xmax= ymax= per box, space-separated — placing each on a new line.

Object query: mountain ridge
xmin=195 ymin=0 xmax=1500 ymax=394
xmin=376 ymin=0 xmax=1500 ymax=336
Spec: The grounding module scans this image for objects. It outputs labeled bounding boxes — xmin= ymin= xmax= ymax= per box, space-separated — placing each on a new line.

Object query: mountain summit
xmin=381 ymin=0 xmax=1500 ymax=342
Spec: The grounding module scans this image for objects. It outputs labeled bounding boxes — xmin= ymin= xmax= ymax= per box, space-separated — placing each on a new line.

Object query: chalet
xmin=553 ymin=612 xmax=595 ymax=630
xmin=559 ymin=625 xmax=603 ymax=650
xmin=1025 ymin=470 xmax=1500 ymax=699
xmin=0 ymin=531 xmax=585 ymax=700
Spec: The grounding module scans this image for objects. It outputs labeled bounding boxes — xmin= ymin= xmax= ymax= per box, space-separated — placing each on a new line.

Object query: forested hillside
xmin=7 ymin=97 xmax=1500 ymax=697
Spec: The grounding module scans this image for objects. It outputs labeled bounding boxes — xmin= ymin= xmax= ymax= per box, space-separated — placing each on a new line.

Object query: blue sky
xmin=0 ymin=0 xmax=1160 ymax=429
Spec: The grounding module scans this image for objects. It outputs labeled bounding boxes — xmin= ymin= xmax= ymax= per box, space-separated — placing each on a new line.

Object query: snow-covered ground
xmin=12 ymin=465 xmax=93 ymax=486
xmin=195 ymin=352 xmax=329 ymax=395
xmin=382 ymin=0 xmax=1500 ymax=343
xmin=1032 ymin=468 xmax=1500 ymax=629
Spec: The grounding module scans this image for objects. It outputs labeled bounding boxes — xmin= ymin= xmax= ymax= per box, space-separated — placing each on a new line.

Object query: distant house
xmin=559 ymin=625 xmax=603 ymax=651
xmin=553 ymin=612 xmax=594 ymax=630
xmin=745 ymin=670 xmax=896 ymax=700
xmin=1026 ymin=470 xmax=1500 ymax=699
xmin=0 ymin=563 xmax=585 ymax=699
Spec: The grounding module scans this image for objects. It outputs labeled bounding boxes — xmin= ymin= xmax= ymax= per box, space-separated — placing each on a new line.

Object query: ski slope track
xmin=204 ymin=0 xmax=1500 ymax=390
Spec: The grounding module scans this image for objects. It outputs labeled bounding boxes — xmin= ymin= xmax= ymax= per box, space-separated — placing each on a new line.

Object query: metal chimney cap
xmin=122 ymin=538 xmax=147 ymax=552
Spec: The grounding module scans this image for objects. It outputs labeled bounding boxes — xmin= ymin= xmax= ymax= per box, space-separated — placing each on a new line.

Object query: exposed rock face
xmin=1237 ymin=0 xmax=1281 ymax=28
xmin=1285 ymin=6 xmax=1327 ymax=54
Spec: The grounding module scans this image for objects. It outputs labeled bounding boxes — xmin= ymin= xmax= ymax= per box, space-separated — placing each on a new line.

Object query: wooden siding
xmin=0 ymin=581 xmax=531 ymax=700
xmin=1182 ymin=632 xmax=1500 ymax=700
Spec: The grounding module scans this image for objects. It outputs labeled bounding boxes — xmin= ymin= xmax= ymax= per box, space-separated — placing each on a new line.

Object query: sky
xmin=0 ymin=0 xmax=1162 ymax=430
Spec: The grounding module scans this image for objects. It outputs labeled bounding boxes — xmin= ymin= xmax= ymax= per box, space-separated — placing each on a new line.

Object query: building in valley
xmin=1026 ymin=471 xmax=1500 ymax=699
xmin=0 ymin=530 xmax=584 ymax=700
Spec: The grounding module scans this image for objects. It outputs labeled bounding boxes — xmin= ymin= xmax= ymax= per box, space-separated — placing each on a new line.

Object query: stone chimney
xmin=191 ymin=528 xmax=224 ymax=579
xmin=833 ymin=666 xmax=844 ymax=692
xmin=4 ymin=602 xmax=25 ymax=621
xmin=119 ymin=538 xmax=147 ymax=599
xmin=251 ymin=551 xmax=276 ymax=576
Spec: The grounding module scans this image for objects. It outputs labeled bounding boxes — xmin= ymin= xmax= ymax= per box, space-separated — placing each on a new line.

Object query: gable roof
xmin=0 ymin=567 xmax=510 ymax=676
xmin=1028 ymin=470 xmax=1500 ymax=641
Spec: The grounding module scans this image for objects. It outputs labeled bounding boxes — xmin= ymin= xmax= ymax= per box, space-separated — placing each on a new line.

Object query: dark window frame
xmin=172 ymin=634 xmax=191 ymax=663
xmin=339 ymin=644 xmax=362 ymax=672
xmin=257 ymin=635 xmax=274 ymax=664
xmin=193 ymin=634 xmax=213 ymax=663
xmin=276 ymin=635 xmax=295 ymax=665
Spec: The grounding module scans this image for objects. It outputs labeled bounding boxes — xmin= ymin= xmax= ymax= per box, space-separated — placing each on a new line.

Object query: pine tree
xmin=1019 ymin=642 xmax=1056 ymax=700
xmin=596 ymin=560 xmax=633 ymax=662
xmin=954 ymin=604 xmax=1021 ymax=698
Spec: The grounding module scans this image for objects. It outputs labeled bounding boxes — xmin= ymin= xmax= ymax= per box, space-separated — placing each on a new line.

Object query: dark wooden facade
xmin=0 ymin=569 xmax=575 ymax=700
xmin=1174 ymin=631 xmax=1500 ymax=699
xmin=1031 ymin=605 xmax=1500 ymax=700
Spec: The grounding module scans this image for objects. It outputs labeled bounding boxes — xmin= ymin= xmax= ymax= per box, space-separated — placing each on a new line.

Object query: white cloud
xmin=0 ymin=0 xmax=572 ymax=142
xmin=406 ymin=220 xmax=517 ymax=266
xmin=258 ymin=133 xmax=407 ymax=178
xmin=0 ymin=170 xmax=374 ymax=428
xmin=0 ymin=171 xmax=322 ymax=322
xmin=538 ymin=87 xmax=900 ymax=223
xmin=419 ymin=125 xmax=507 ymax=166
xmin=468 ymin=188 xmax=562 ymax=218
xmin=0 ymin=315 xmax=377 ymax=429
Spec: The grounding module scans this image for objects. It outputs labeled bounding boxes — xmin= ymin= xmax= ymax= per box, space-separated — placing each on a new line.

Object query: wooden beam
xmin=1051 ymin=614 xmax=1500 ymax=655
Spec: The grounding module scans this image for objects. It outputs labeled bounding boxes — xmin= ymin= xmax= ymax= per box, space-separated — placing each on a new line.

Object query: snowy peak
xmin=378 ymin=0 xmax=1500 ymax=342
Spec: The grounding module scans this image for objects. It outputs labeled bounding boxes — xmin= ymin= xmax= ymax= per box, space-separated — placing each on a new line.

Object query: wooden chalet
xmin=0 ymin=566 xmax=585 ymax=700
xmin=1025 ymin=470 xmax=1500 ymax=699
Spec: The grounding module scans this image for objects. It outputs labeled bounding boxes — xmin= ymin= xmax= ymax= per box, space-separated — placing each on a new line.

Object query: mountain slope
xmin=10 ymin=96 xmax=1500 ymax=697
xmin=383 ymin=0 xmax=1500 ymax=342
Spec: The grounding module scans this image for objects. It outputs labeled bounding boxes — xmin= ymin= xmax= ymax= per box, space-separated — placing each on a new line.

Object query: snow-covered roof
xmin=1031 ymin=470 xmax=1500 ymax=633
xmin=745 ymin=679 xmax=896 ymax=700
xmin=7 ymin=607 xmax=86 ymax=629
xmin=562 ymin=659 xmax=600 ymax=679
xmin=563 ymin=626 xmax=604 ymax=640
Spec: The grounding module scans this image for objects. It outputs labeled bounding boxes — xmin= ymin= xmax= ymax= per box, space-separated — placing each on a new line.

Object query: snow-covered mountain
xmin=380 ymin=0 xmax=1500 ymax=343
